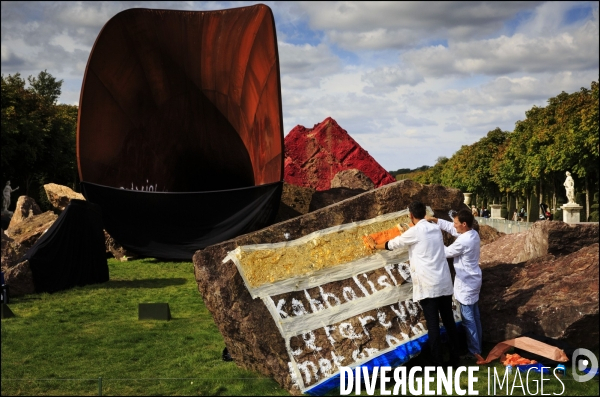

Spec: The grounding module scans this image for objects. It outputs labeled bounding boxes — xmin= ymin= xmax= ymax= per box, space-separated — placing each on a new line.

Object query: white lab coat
xmin=437 ymin=218 xmax=482 ymax=305
xmin=387 ymin=219 xmax=454 ymax=302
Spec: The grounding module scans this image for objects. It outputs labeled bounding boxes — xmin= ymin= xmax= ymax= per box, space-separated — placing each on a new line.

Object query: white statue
xmin=563 ymin=171 xmax=575 ymax=204
xmin=2 ymin=180 xmax=19 ymax=212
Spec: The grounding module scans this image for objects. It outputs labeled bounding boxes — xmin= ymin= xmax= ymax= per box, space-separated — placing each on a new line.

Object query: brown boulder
xmin=275 ymin=183 xmax=315 ymax=223
xmin=104 ymin=230 xmax=137 ymax=261
xmin=3 ymin=260 xmax=36 ymax=296
xmin=478 ymin=224 xmax=505 ymax=246
xmin=330 ymin=169 xmax=375 ymax=190
xmin=479 ymin=244 xmax=599 ymax=349
xmin=1 ymin=230 xmax=18 ymax=271
xmin=7 ymin=196 xmax=42 ymax=230
xmin=480 ymin=220 xmax=599 ymax=265
xmin=5 ymin=211 xmax=58 ymax=259
xmin=43 ymin=183 xmax=85 ymax=212
xmin=308 ymin=187 xmax=368 ymax=212
xmin=193 ymin=179 xmax=464 ymax=394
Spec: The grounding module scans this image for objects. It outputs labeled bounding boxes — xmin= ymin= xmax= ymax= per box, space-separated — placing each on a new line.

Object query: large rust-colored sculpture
xmin=77 ymin=5 xmax=284 ymax=259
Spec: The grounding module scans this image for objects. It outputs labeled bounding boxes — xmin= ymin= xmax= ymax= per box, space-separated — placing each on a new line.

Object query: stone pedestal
xmin=463 ymin=193 xmax=472 ymax=205
xmin=490 ymin=204 xmax=502 ymax=219
xmin=561 ymin=203 xmax=583 ymax=223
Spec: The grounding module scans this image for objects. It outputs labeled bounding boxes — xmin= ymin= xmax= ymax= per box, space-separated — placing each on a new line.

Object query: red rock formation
xmin=284 ymin=117 xmax=396 ymax=191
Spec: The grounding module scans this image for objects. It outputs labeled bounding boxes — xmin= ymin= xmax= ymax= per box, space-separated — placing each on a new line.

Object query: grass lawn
xmin=2 ymin=258 xmax=598 ymax=396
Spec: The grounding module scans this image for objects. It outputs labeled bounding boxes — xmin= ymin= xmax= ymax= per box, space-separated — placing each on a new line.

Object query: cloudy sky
xmin=2 ymin=1 xmax=598 ymax=170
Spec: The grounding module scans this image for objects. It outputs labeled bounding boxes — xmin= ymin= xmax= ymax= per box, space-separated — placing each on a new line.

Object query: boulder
xmin=276 ymin=183 xmax=387 ymax=223
xmin=330 ymin=169 xmax=375 ymax=191
xmin=1 ymin=230 xmax=18 ymax=271
xmin=478 ymin=224 xmax=505 ymax=246
xmin=479 ymin=244 xmax=598 ymax=349
xmin=4 ymin=211 xmax=58 ymax=259
xmin=308 ymin=187 xmax=369 ymax=212
xmin=104 ymin=230 xmax=137 ymax=261
xmin=275 ymin=183 xmax=315 ymax=223
xmin=43 ymin=183 xmax=85 ymax=212
xmin=193 ymin=179 xmax=465 ymax=394
xmin=3 ymin=260 xmax=35 ymax=296
xmin=7 ymin=196 xmax=42 ymax=230
xmin=284 ymin=117 xmax=396 ymax=191
xmin=480 ymin=220 xmax=599 ymax=265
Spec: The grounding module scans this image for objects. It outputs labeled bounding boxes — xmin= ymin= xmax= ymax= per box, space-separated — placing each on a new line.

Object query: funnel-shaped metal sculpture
xmin=77 ymin=5 xmax=283 ymax=259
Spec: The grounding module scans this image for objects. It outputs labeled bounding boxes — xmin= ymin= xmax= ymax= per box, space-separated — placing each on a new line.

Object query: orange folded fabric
xmin=362 ymin=223 xmax=414 ymax=249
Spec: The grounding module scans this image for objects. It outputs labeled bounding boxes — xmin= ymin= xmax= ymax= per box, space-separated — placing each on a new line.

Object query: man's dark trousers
xmin=420 ymin=294 xmax=460 ymax=367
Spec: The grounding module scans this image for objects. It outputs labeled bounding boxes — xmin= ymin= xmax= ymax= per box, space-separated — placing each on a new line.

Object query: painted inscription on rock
xmin=223 ymin=208 xmax=462 ymax=394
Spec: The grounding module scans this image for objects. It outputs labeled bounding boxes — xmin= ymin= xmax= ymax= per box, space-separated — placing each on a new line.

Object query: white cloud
xmin=298 ymin=1 xmax=542 ymax=50
xmin=1 ymin=1 xmax=598 ymax=171
xmin=1 ymin=44 xmax=25 ymax=66
xmin=402 ymin=2 xmax=599 ymax=78
xmin=279 ymin=41 xmax=342 ymax=86
xmin=362 ymin=66 xmax=423 ymax=94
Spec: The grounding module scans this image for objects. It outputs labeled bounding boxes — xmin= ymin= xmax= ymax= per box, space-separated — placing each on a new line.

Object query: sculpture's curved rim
xmin=76 ymin=4 xmax=284 ymax=191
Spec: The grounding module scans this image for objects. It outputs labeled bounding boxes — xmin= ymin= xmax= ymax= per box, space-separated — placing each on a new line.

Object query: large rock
xmin=193 ymin=179 xmax=465 ymax=394
xmin=275 ymin=183 xmax=381 ymax=223
xmin=308 ymin=187 xmax=369 ymax=212
xmin=284 ymin=117 xmax=396 ymax=191
xmin=7 ymin=196 xmax=42 ymax=230
xmin=478 ymin=220 xmax=599 ymax=348
xmin=43 ymin=183 xmax=85 ymax=212
xmin=478 ymin=224 xmax=505 ymax=246
xmin=330 ymin=169 xmax=375 ymax=190
xmin=104 ymin=230 xmax=137 ymax=261
xmin=479 ymin=244 xmax=598 ymax=349
xmin=1 ymin=230 xmax=18 ymax=272
xmin=275 ymin=183 xmax=315 ymax=223
xmin=480 ymin=220 xmax=599 ymax=265
xmin=3 ymin=260 xmax=35 ymax=296
xmin=4 ymin=211 xmax=58 ymax=259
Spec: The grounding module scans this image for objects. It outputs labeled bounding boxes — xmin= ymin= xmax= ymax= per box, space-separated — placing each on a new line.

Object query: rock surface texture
xmin=284 ymin=117 xmax=396 ymax=191
xmin=4 ymin=211 xmax=58 ymax=259
xmin=104 ymin=230 xmax=137 ymax=261
xmin=308 ymin=187 xmax=370 ymax=213
xmin=275 ymin=183 xmax=315 ymax=223
xmin=43 ymin=183 xmax=85 ymax=212
xmin=479 ymin=221 xmax=599 ymax=349
xmin=478 ymin=224 xmax=505 ymax=246
xmin=480 ymin=220 xmax=599 ymax=264
xmin=330 ymin=169 xmax=375 ymax=190
xmin=2 ymin=211 xmax=57 ymax=297
xmin=275 ymin=183 xmax=375 ymax=223
xmin=3 ymin=260 xmax=35 ymax=296
xmin=1 ymin=230 xmax=18 ymax=272
xmin=7 ymin=196 xmax=42 ymax=230
xmin=193 ymin=179 xmax=465 ymax=394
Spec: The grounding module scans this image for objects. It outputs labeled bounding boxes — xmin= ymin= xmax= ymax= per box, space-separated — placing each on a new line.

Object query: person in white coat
xmin=366 ymin=201 xmax=459 ymax=368
xmin=426 ymin=209 xmax=483 ymax=362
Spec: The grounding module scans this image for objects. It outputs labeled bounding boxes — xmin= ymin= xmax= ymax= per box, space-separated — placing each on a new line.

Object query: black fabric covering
xmin=81 ymin=181 xmax=283 ymax=260
xmin=23 ymin=199 xmax=108 ymax=294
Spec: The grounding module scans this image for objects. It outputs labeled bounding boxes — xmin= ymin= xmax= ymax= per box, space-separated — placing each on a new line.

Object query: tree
xmin=1 ymin=71 xmax=78 ymax=210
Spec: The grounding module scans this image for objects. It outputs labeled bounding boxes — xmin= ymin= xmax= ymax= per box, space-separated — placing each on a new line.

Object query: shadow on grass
xmin=89 ymin=278 xmax=188 ymax=289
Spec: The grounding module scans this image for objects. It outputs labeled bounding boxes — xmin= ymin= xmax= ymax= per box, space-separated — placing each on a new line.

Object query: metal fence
xmin=475 ymin=217 xmax=534 ymax=234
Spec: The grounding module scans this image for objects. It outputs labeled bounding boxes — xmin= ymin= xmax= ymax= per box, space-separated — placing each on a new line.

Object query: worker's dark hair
xmin=454 ymin=209 xmax=474 ymax=228
xmin=408 ymin=201 xmax=426 ymax=219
